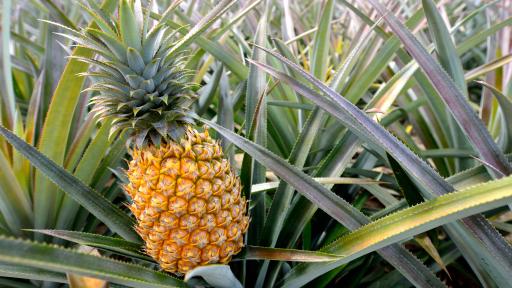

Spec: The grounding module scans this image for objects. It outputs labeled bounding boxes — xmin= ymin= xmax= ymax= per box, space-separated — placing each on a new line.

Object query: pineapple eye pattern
xmin=126 ymin=128 xmax=249 ymax=274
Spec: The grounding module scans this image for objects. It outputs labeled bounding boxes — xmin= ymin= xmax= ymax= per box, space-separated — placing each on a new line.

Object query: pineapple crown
xmin=60 ymin=0 xmax=197 ymax=147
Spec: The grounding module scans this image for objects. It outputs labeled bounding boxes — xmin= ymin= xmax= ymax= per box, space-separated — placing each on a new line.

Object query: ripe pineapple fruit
xmin=126 ymin=127 xmax=249 ymax=273
xmin=65 ymin=0 xmax=249 ymax=274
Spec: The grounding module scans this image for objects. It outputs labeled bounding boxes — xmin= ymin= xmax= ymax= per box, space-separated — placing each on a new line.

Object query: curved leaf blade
xmin=165 ymin=0 xmax=236 ymax=59
xmin=0 ymin=236 xmax=184 ymax=288
xmin=245 ymin=0 xmax=269 ymax=248
xmin=56 ymin=120 xmax=112 ymax=230
xmin=0 ymin=263 xmax=67 ymax=284
xmin=0 ymin=151 xmax=33 ymax=234
xmin=281 ymin=176 xmax=512 ymax=287
xmin=422 ymin=0 xmax=473 ymax=171
xmin=119 ymin=0 xmax=141 ymax=50
xmin=29 ymin=230 xmax=150 ymax=261
xmin=0 ymin=0 xmax=15 ymax=126
xmin=477 ymin=81 xmax=512 ymax=153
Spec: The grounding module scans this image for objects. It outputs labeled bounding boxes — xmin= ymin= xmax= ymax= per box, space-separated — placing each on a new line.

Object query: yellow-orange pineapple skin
xmin=125 ymin=128 xmax=249 ymax=274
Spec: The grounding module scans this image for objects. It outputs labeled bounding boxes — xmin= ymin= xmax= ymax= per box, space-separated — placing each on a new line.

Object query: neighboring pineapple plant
xmin=62 ymin=0 xmax=249 ymax=273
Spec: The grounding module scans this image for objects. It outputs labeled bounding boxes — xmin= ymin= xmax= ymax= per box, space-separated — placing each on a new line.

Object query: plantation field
xmin=0 ymin=0 xmax=511 ymax=287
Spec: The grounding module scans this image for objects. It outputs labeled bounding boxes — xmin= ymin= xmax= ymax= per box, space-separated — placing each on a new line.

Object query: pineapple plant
xmin=63 ymin=0 xmax=249 ymax=274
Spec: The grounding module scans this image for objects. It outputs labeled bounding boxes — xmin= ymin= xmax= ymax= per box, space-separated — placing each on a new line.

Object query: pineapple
xmin=64 ymin=0 xmax=249 ymax=274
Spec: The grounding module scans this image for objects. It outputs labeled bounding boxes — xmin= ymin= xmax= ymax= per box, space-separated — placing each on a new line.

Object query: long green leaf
xmin=30 ymin=230 xmax=151 ymax=261
xmin=281 ymin=175 xmax=512 ymax=287
xmin=0 ymin=263 xmax=67 ymax=284
xmin=0 ymin=0 xmax=15 ymax=127
xmin=0 ymin=151 xmax=33 ymax=235
xmin=197 ymin=64 xmax=223 ymax=115
xmin=56 ymin=120 xmax=112 ymax=230
xmin=258 ymin=96 xmax=325 ymax=245
xmin=64 ymin=115 xmax=96 ymax=171
xmin=0 ymin=237 xmax=184 ymax=288
xmin=40 ymin=0 xmax=77 ymax=30
xmin=456 ymin=16 xmax=512 ymax=56
xmin=422 ymin=0 xmax=466 ymax=93
xmin=0 ymin=125 xmax=139 ymax=242
xmin=165 ymin=0 xmax=236 ymax=60
xmin=422 ymin=0 xmax=473 ymax=172
xmin=465 ymin=54 xmax=512 ymax=82
xmin=245 ymin=0 xmax=270 ymax=250
xmin=310 ymin=0 xmax=334 ymax=80
xmin=477 ymin=81 xmax=512 ymax=154
xmin=119 ymin=0 xmax=141 ymax=50
xmin=388 ymin=153 xmax=448 ymax=274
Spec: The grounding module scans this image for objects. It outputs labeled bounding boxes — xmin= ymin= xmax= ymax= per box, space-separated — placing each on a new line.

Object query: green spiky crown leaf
xmin=60 ymin=0 xmax=197 ymax=147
